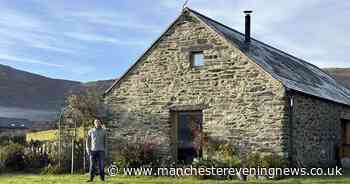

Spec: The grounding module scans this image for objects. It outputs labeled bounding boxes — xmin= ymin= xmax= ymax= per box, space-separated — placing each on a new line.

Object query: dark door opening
xmin=174 ymin=111 xmax=203 ymax=164
xmin=340 ymin=119 xmax=350 ymax=159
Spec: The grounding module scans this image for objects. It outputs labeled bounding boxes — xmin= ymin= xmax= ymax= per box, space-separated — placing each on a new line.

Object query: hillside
xmin=0 ymin=64 xmax=114 ymax=121
xmin=0 ymin=64 xmax=81 ymax=110
xmin=323 ymin=68 xmax=350 ymax=89
xmin=84 ymin=79 xmax=115 ymax=94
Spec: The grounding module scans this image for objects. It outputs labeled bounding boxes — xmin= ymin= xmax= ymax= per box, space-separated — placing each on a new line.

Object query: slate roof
xmin=105 ymin=8 xmax=350 ymax=106
xmin=188 ymin=8 xmax=350 ymax=106
xmin=0 ymin=117 xmax=32 ymax=129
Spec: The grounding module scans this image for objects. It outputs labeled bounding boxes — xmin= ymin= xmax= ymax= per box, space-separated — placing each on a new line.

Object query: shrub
xmin=216 ymin=143 xmax=241 ymax=168
xmin=243 ymin=153 xmax=287 ymax=180
xmin=261 ymin=154 xmax=286 ymax=168
xmin=0 ymin=157 xmax=4 ymax=173
xmin=0 ymin=135 xmax=26 ymax=146
xmin=24 ymin=151 xmax=50 ymax=170
xmin=111 ymin=138 xmax=159 ymax=171
xmin=191 ymin=158 xmax=218 ymax=179
xmin=261 ymin=153 xmax=287 ymax=180
xmin=203 ymin=141 xmax=241 ymax=168
xmin=0 ymin=143 xmax=26 ymax=171
xmin=245 ymin=153 xmax=263 ymax=168
xmin=43 ymin=139 xmax=86 ymax=174
xmin=191 ymin=143 xmax=241 ymax=180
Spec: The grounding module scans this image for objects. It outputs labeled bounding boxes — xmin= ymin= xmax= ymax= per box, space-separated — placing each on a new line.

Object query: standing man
xmin=86 ymin=119 xmax=106 ymax=182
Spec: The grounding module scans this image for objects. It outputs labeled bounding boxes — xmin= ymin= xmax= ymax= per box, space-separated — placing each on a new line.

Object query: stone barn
xmin=104 ymin=8 xmax=350 ymax=167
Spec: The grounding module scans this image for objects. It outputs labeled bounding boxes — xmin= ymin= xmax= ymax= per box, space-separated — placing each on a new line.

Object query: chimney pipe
xmin=244 ymin=10 xmax=253 ymax=43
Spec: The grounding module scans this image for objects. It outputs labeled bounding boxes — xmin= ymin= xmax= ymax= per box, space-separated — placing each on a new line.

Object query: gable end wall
xmin=104 ymin=12 xmax=289 ymax=162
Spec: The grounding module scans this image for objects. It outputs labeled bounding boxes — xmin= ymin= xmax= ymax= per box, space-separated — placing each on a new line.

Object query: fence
xmin=25 ymin=138 xmax=87 ymax=173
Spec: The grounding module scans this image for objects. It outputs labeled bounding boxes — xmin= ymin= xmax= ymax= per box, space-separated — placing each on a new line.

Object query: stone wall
xmin=105 ymin=12 xmax=289 ymax=162
xmin=290 ymin=92 xmax=350 ymax=167
xmin=342 ymin=105 xmax=350 ymax=120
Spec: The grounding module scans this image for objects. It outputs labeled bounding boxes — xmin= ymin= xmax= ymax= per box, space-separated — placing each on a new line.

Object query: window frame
xmin=190 ymin=51 xmax=205 ymax=68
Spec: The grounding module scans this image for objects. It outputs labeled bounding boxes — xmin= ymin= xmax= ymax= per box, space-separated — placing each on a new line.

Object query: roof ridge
xmin=188 ymin=8 xmax=350 ymax=105
xmin=104 ymin=7 xmax=350 ymax=106
xmin=187 ymin=8 xmax=333 ymax=77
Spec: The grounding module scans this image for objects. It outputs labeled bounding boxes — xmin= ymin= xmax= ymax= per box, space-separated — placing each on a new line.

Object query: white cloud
xmin=0 ymin=54 xmax=64 ymax=68
xmin=0 ymin=9 xmax=42 ymax=30
xmin=32 ymin=43 xmax=75 ymax=54
xmin=0 ymin=7 xmax=82 ymax=56
xmin=64 ymin=32 xmax=145 ymax=45
xmin=67 ymin=11 xmax=160 ymax=32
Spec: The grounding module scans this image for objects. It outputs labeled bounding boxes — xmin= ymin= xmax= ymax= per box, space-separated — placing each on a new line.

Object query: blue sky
xmin=0 ymin=0 xmax=349 ymax=82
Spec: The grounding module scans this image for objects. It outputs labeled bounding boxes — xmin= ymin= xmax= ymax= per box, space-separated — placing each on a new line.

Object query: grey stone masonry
xmin=290 ymin=92 xmax=350 ymax=167
xmin=104 ymin=10 xmax=350 ymax=167
xmin=105 ymin=11 xmax=288 ymax=162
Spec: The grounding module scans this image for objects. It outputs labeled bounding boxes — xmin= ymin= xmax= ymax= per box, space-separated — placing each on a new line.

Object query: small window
xmin=191 ymin=52 xmax=204 ymax=67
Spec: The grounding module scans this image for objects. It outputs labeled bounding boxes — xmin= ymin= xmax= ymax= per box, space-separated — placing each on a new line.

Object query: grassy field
xmin=26 ymin=128 xmax=85 ymax=142
xmin=26 ymin=129 xmax=59 ymax=142
xmin=0 ymin=174 xmax=349 ymax=184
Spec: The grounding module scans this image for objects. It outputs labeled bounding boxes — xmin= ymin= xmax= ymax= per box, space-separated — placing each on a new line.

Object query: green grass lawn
xmin=0 ymin=174 xmax=349 ymax=184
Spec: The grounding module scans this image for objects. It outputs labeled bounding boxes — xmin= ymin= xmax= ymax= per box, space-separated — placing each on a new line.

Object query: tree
xmin=67 ymin=88 xmax=112 ymax=125
xmin=63 ymin=88 xmax=113 ymax=173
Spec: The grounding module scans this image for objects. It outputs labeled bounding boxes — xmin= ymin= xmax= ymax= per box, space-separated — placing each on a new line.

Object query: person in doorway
xmin=86 ymin=119 xmax=106 ymax=182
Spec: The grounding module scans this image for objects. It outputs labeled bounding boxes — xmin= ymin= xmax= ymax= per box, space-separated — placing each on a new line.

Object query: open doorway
xmin=340 ymin=119 xmax=350 ymax=158
xmin=172 ymin=111 xmax=203 ymax=164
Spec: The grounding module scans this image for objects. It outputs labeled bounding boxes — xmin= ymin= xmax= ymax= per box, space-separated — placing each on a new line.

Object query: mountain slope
xmin=0 ymin=64 xmax=114 ymax=121
xmin=84 ymin=79 xmax=115 ymax=94
xmin=323 ymin=68 xmax=350 ymax=89
xmin=0 ymin=64 xmax=81 ymax=110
